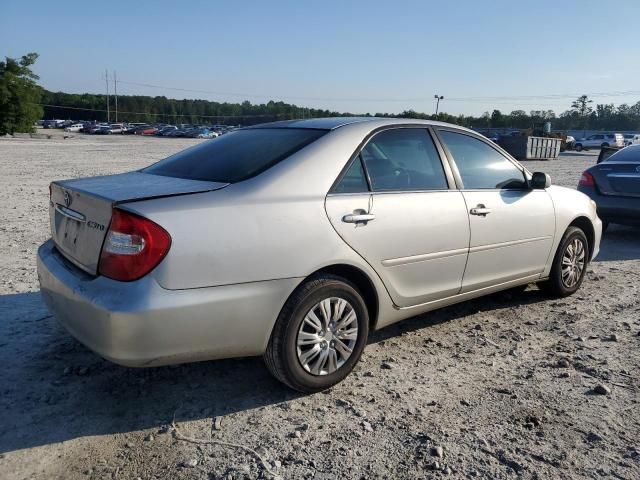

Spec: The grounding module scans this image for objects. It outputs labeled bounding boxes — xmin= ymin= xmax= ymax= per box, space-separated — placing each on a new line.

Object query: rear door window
xmin=605 ymin=146 xmax=640 ymax=162
xmin=144 ymin=128 xmax=326 ymax=183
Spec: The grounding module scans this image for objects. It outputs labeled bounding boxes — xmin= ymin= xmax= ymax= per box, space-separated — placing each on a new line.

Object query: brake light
xmin=579 ymin=171 xmax=595 ymax=187
xmin=98 ymin=209 xmax=171 ymax=281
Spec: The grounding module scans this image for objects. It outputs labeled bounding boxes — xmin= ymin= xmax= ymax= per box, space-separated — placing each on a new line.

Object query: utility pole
xmin=434 ymin=94 xmax=444 ymax=117
xmin=113 ymin=71 xmax=118 ymax=123
xmin=104 ymin=69 xmax=110 ymax=123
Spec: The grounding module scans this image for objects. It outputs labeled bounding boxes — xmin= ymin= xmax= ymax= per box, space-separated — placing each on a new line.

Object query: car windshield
xmin=605 ymin=146 xmax=640 ymax=162
xmin=143 ymin=128 xmax=327 ymax=183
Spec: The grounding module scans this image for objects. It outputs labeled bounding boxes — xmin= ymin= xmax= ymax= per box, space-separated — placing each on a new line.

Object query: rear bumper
xmin=37 ymin=240 xmax=300 ymax=367
xmin=578 ymin=186 xmax=640 ymax=225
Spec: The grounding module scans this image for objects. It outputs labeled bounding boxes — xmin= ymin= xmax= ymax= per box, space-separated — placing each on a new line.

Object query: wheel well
xmin=311 ymin=264 xmax=379 ymax=328
xmin=569 ymin=216 xmax=595 ymax=261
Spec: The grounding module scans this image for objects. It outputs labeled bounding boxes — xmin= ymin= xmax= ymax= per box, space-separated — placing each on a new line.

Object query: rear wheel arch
xmin=302 ymin=264 xmax=379 ymax=330
xmin=568 ymin=216 xmax=595 ymax=261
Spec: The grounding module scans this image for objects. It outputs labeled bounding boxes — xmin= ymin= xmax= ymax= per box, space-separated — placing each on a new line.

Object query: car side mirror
xmin=531 ymin=172 xmax=551 ymax=189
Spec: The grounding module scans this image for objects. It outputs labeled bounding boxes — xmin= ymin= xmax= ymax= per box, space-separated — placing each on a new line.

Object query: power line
xmin=116 ymin=79 xmax=640 ymax=104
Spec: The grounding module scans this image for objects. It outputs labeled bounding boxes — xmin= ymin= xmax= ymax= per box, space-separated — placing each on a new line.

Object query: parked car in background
xmin=185 ymin=128 xmax=218 ymax=139
xmin=156 ymin=126 xmax=178 ymax=136
xmin=107 ymin=124 xmax=124 ymax=134
xmin=125 ymin=124 xmax=146 ymax=134
xmin=578 ymin=144 xmax=640 ymax=230
xmin=167 ymin=128 xmax=191 ymax=137
xmin=64 ymin=123 xmax=84 ymax=133
xmin=96 ymin=125 xmax=113 ymax=135
xmin=135 ymin=126 xmax=158 ymax=136
xmin=43 ymin=120 xmax=64 ymax=129
xmin=574 ymin=133 xmax=624 ymax=151
xmin=38 ymin=117 xmax=601 ymax=392
xmin=87 ymin=124 xmax=108 ymax=134
xmin=622 ymin=133 xmax=640 ymax=146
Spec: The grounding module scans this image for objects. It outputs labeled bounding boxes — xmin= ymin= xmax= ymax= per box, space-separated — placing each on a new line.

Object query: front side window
xmin=439 ymin=130 xmax=527 ymax=189
xmin=359 ymin=128 xmax=448 ymax=191
xmin=144 ymin=128 xmax=326 ymax=183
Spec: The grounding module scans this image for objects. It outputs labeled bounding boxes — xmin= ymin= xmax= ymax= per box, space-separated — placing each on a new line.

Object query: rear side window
xmin=605 ymin=146 xmax=640 ymax=162
xmin=334 ymin=158 xmax=369 ymax=193
xmin=359 ymin=128 xmax=448 ymax=191
xmin=143 ymin=128 xmax=326 ymax=183
xmin=439 ymin=130 xmax=527 ymax=189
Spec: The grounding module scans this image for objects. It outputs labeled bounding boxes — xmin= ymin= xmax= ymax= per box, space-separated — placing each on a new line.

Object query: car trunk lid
xmin=592 ymin=162 xmax=640 ymax=198
xmin=49 ymin=171 xmax=228 ymax=275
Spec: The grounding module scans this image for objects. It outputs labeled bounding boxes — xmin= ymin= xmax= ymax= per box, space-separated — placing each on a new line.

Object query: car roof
xmin=246 ymin=116 xmax=475 ymax=132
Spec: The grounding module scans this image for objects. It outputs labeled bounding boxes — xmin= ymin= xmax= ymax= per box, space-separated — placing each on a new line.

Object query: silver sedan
xmin=37 ymin=118 xmax=602 ymax=392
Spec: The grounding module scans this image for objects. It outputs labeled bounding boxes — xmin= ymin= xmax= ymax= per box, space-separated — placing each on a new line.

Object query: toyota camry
xmin=37 ymin=117 xmax=602 ymax=392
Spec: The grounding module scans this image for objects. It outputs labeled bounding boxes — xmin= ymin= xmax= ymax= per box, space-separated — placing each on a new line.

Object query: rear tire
xmin=538 ymin=226 xmax=589 ymax=297
xmin=601 ymin=142 xmax=609 ymax=148
xmin=264 ymin=274 xmax=369 ymax=392
xmin=575 ymin=144 xmax=583 ymax=152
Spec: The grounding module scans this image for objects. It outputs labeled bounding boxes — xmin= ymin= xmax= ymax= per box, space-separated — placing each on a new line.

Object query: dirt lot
xmin=0 ymin=133 xmax=638 ymax=480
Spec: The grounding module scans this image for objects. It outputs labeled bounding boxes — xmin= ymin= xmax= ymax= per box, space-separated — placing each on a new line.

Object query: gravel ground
xmin=0 ymin=133 xmax=638 ymax=480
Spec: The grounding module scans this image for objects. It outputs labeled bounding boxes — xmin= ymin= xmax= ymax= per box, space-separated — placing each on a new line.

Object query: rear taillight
xmin=579 ymin=171 xmax=595 ymax=187
xmin=98 ymin=209 xmax=171 ymax=281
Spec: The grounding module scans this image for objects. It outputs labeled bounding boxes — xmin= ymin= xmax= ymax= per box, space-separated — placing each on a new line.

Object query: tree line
xmin=3 ymin=52 xmax=640 ymax=135
xmin=39 ymin=91 xmax=640 ymax=132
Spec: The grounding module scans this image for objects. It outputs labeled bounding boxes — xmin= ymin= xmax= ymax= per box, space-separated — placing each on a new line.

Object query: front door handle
xmin=342 ymin=213 xmax=376 ymax=223
xmin=470 ymin=204 xmax=492 ymax=216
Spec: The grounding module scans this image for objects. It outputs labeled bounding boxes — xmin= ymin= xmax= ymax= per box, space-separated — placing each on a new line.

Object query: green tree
xmin=570 ymin=95 xmax=593 ymax=117
xmin=0 ymin=52 xmax=43 ymax=134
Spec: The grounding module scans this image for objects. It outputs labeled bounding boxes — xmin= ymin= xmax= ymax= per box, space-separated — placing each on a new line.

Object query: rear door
xmin=325 ymin=127 xmax=470 ymax=307
xmin=436 ymin=129 xmax=555 ymax=292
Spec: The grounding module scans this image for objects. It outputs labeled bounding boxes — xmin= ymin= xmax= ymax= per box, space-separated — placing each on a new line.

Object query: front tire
xmin=538 ymin=226 xmax=588 ymax=297
xmin=575 ymin=144 xmax=583 ymax=152
xmin=264 ymin=274 xmax=369 ymax=392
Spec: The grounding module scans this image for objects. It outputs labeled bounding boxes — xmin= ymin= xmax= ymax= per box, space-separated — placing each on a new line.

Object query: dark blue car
xmin=578 ymin=145 xmax=640 ymax=230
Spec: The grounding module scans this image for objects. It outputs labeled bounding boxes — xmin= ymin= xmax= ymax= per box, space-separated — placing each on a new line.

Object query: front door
xmin=437 ymin=129 xmax=555 ymax=292
xmin=325 ymin=127 xmax=470 ymax=307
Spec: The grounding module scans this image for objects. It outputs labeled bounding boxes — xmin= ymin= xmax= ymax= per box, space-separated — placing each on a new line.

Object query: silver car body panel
xmin=325 ymin=191 xmax=470 ymax=307
xmin=459 ymin=189 xmax=555 ymax=292
xmin=38 ymin=240 xmax=301 ymax=367
xmin=37 ymin=117 xmax=602 ymax=366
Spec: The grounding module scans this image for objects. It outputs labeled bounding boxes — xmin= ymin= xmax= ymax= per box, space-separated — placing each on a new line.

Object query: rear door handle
xmin=470 ymin=205 xmax=492 ymax=216
xmin=342 ymin=213 xmax=376 ymax=223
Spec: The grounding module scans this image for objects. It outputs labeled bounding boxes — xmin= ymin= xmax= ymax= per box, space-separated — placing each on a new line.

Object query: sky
xmin=2 ymin=0 xmax=640 ymax=116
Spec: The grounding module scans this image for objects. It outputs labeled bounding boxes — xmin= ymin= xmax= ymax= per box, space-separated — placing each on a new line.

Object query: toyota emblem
xmin=63 ymin=190 xmax=72 ymax=207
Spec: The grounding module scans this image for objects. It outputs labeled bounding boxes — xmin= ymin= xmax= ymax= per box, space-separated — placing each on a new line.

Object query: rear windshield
xmin=143 ymin=128 xmax=326 ymax=183
xmin=605 ymin=146 xmax=640 ymax=163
